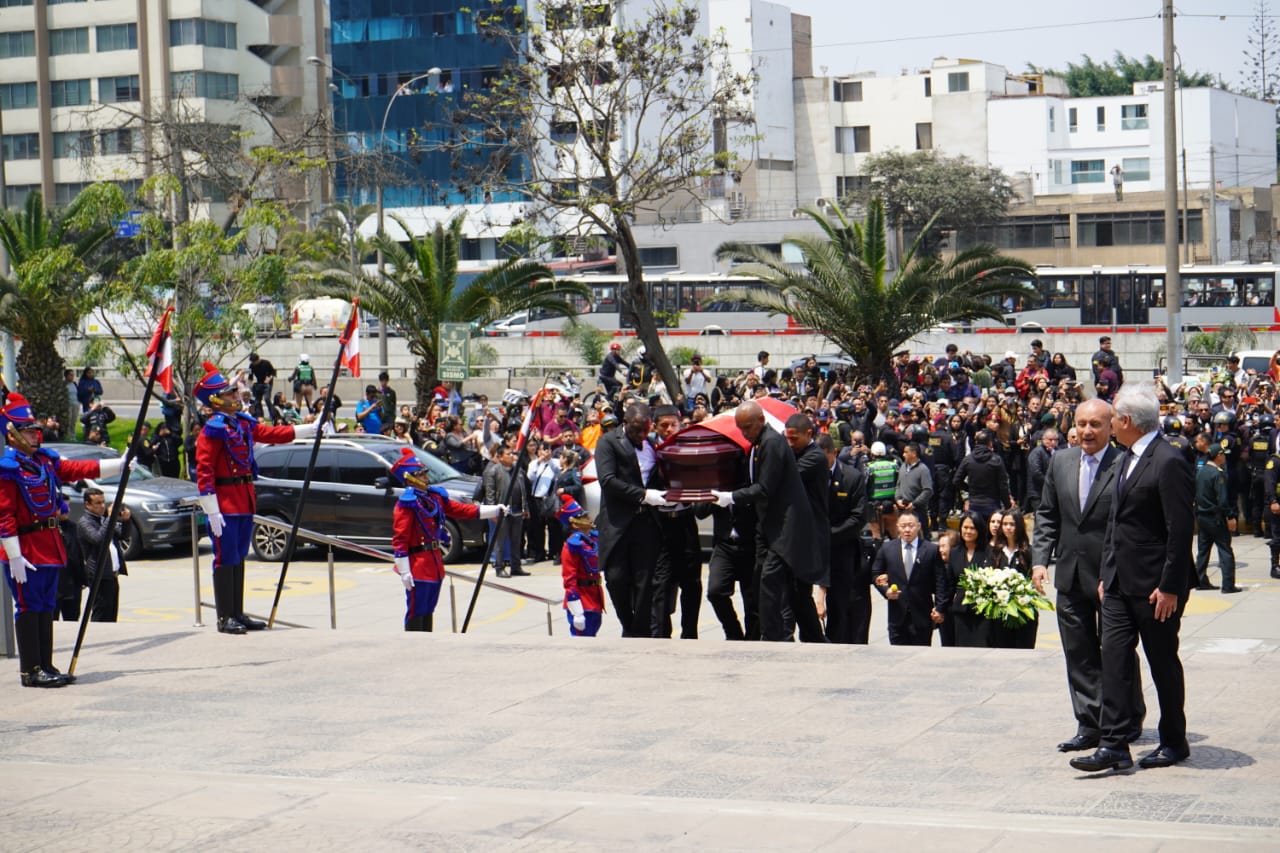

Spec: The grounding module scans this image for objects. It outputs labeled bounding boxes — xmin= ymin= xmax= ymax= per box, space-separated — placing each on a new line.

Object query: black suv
xmin=252 ymin=436 xmax=487 ymax=563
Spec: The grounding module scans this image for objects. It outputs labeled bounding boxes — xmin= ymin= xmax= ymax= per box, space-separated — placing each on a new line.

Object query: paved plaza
xmin=2 ymin=534 xmax=1279 ymax=851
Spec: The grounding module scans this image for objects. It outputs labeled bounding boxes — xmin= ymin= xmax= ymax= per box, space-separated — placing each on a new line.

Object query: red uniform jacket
xmin=195 ymin=412 xmax=298 ymax=515
xmin=0 ymin=447 xmax=101 ymax=566
xmin=561 ymin=530 xmax=604 ymax=611
xmin=392 ymin=487 xmax=479 ymax=582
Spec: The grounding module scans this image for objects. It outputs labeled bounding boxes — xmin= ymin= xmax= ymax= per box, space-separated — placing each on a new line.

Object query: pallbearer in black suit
xmin=784 ymin=413 xmax=829 ymax=643
xmin=818 ymin=433 xmax=869 ymax=644
xmin=1072 ymin=384 xmax=1195 ymax=773
xmin=1033 ymin=398 xmax=1146 ymax=753
xmin=871 ymin=510 xmax=946 ymax=646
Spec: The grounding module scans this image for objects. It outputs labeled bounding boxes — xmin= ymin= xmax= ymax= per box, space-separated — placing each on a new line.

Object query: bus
xmin=1001 ymin=263 xmax=1278 ymax=334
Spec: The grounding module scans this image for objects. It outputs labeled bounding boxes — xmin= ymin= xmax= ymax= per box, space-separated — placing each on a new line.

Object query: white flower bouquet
xmin=957 ymin=566 xmax=1054 ymax=628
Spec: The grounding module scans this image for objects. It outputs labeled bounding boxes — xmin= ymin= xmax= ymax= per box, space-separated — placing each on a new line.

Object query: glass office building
xmin=328 ymin=0 xmax=526 ymax=207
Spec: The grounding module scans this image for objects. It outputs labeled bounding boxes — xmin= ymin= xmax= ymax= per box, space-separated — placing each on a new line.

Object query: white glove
xmin=292 ymin=420 xmax=319 ymax=439
xmin=98 ymin=457 xmax=126 ymax=478
xmin=710 ymin=490 xmax=734 ymax=508
xmin=478 ymin=504 xmax=505 ymax=519
xmin=109 ymin=542 xmax=121 ymax=575
xmin=642 ymin=489 xmax=670 ymax=507
xmin=395 ymin=556 xmax=415 ymax=590
xmin=567 ymin=595 xmax=586 ymax=631
xmin=2 ymin=536 xmax=37 ymax=585
xmin=199 ymin=494 xmax=225 ymax=538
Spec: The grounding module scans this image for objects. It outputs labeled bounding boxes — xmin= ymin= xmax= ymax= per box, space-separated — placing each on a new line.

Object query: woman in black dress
xmin=994 ymin=508 xmax=1038 ymax=649
xmin=948 ymin=511 xmax=996 ymax=648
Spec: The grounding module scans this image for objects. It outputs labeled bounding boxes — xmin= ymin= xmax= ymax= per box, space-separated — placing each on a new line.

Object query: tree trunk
xmin=615 ymin=215 xmax=683 ymax=408
xmin=414 ymin=352 xmax=438 ymax=409
xmin=16 ymin=339 xmax=69 ymax=425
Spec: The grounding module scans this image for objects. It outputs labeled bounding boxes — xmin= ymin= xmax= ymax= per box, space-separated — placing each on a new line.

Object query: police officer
xmin=866 ymin=441 xmax=898 ymax=541
xmin=1210 ymin=411 xmax=1243 ymax=526
xmin=1163 ymin=415 xmax=1193 ymax=465
xmin=1246 ymin=414 xmax=1274 ymax=538
xmin=1265 ymin=445 xmax=1280 ymax=579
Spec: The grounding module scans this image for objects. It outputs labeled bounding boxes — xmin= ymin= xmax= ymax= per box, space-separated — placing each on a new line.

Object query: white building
xmin=0 ymin=0 xmax=326 ymax=216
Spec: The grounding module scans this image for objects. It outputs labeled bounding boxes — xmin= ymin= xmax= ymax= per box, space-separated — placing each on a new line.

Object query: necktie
xmin=1079 ymin=453 xmax=1097 ymax=512
xmin=904 ymin=541 xmax=915 ymax=580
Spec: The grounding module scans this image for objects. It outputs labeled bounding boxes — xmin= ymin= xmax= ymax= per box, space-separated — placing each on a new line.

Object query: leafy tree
xmin=0 ymin=187 xmax=125 ymax=419
xmin=1032 ymin=52 xmax=1216 ymax=97
xmin=451 ymin=0 xmax=755 ymax=405
xmin=1242 ymin=0 xmax=1280 ymax=100
xmin=715 ymin=199 xmax=1036 ymax=385
xmin=848 ymin=151 xmax=1016 ymax=258
xmin=323 ymin=214 xmax=589 ymax=404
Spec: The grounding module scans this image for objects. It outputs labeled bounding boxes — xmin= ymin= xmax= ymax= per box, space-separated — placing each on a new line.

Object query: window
xmin=550 ymin=121 xmax=577 ymax=143
xmin=1121 ymin=103 xmax=1148 ymax=130
xmin=956 ymin=215 xmax=1070 ymax=252
xmin=99 ymin=75 xmax=141 ymax=104
xmin=1 ymin=133 xmax=38 ymax=160
xmin=947 ymin=71 xmax=969 ymax=92
xmin=99 ymin=128 xmax=140 ymax=155
xmin=53 ymin=130 xmax=94 ymax=158
xmin=1051 ymin=159 xmax=1065 ymax=185
xmin=1096 ymin=106 xmax=1105 ymax=131
xmin=50 ymin=78 xmax=91 ymax=107
xmin=169 ymin=19 xmax=237 ymax=49
xmin=583 ymin=3 xmax=612 ymax=27
xmin=336 ymin=450 xmax=387 ymax=487
xmin=0 ymin=31 xmax=35 ymax=59
xmin=170 ymin=71 xmax=239 ymax=100
xmin=915 ymin=122 xmax=932 ymax=150
xmin=49 ymin=27 xmax=89 ymax=55
xmin=1048 ymin=106 xmax=1055 ymax=132
xmin=0 ymin=0 xmax=33 ymax=7
xmin=455 ymin=10 xmax=477 ymax=34
xmin=923 ymin=76 xmax=931 ymax=97
xmin=833 ymin=80 xmax=862 ymax=102
xmin=1068 ymin=107 xmax=1077 ymax=133
xmin=1070 ymin=159 xmax=1105 ymax=184
xmin=54 ymin=182 xmax=89 ymax=205
xmin=96 ymin=23 xmax=137 ymax=52
xmin=4 ymin=185 xmax=39 ymax=207
xmin=638 ymin=246 xmax=678 ymax=268
xmin=834 ymin=126 xmax=870 ymax=153
xmin=836 ymin=175 xmax=870 ymax=197
xmin=1122 ymin=157 xmax=1150 ymax=181
xmin=545 ymin=4 xmax=574 ymax=29
xmin=1077 ymin=211 xmax=1202 ymax=247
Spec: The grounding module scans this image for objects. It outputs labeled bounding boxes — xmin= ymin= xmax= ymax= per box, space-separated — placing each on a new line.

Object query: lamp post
xmin=373 ymin=69 xmax=439 ymax=371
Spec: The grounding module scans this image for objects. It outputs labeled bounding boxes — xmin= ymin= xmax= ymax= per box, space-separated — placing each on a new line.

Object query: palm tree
xmin=0 ymin=190 xmax=116 ymax=419
xmin=325 ymin=213 xmax=590 ymax=404
xmin=715 ymin=198 xmax=1037 ymax=385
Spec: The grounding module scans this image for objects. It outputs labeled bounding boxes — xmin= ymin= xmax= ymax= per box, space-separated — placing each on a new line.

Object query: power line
xmin=806 ymin=15 xmax=1156 ymax=52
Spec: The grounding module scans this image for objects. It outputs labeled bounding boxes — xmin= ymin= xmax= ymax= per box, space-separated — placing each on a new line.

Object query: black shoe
xmin=217 ymin=617 xmax=248 ymax=635
xmin=20 ymin=667 xmax=68 ymax=688
xmin=1138 ymin=743 xmax=1190 ymax=768
xmin=236 ymin=614 xmax=267 ymax=631
xmin=495 ymin=568 xmax=510 ymax=578
xmin=1222 ymin=586 xmax=1243 ymax=594
xmin=44 ymin=665 xmax=75 ymax=685
xmin=1069 ymin=747 xmax=1133 ymax=772
xmin=1271 ymin=566 xmax=1280 ymax=579
xmin=509 ymin=568 xmax=531 ymax=577
xmin=1196 ymin=581 xmax=1219 ymax=590
xmin=1057 ymin=733 xmax=1099 ymax=752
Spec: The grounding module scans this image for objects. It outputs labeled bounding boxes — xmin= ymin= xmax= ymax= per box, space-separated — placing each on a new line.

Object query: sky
xmin=788 ymin=0 xmax=1258 ymax=90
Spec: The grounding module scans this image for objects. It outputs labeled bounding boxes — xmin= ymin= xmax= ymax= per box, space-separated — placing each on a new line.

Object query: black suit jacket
xmin=829 ymin=458 xmax=867 ymax=583
xmin=1032 ymin=445 xmax=1119 ymax=594
xmin=731 ymin=425 xmax=816 ymax=577
xmin=1102 ymin=435 xmax=1194 ymax=596
xmin=594 ymin=428 xmax=657 ymax=569
xmin=794 ymin=441 xmax=831 ymax=586
xmin=76 ymin=511 xmax=128 ymax=580
xmin=872 ymin=536 xmax=945 ymax=637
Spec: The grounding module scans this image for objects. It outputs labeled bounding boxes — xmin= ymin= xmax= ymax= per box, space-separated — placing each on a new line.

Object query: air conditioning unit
xmin=728 ymin=191 xmax=745 ymax=220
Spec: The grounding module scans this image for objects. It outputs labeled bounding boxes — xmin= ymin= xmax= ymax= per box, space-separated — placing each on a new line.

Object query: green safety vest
xmin=868 ymin=458 xmax=897 ymax=500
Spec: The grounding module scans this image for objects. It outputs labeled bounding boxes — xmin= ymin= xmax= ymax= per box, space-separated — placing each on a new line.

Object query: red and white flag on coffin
xmin=340 ymin=301 xmax=361 ymax=378
xmin=145 ymin=305 xmax=174 ymax=395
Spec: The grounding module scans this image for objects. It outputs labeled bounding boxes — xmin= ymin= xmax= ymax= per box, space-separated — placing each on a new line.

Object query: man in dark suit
xmin=75 ymin=487 xmax=129 ymax=622
xmin=649 ymin=405 xmax=702 ymax=638
xmin=1033 ymin=399 xmax=1146 ymax=753
xmin=819 ymin=433 xmax=869 ymax=644
xmin=1072 ymin=384 xmax=1195 ymax=773
xmin=596 ymin=402 xmax=670 ymax=637
xmin=871 ymin=510 xmax=946 ymax=646
xmin=711 ymin=401 xmax=817 ymax=641
xmin=784 ymin=413 xmax=829 ymax=642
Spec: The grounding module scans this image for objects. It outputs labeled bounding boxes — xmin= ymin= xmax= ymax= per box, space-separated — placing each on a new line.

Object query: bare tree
xmin=1242 ymin=0 xmax=1280 ymax=100
xmin=451 ymin=0 xmax=754 ymax=401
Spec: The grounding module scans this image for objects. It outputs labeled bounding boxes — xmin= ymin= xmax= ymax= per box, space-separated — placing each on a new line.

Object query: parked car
xmin=252 ymin=435 xmax=487 ymax=562
xmin=46 ymin=443 xmax=205 ymax=560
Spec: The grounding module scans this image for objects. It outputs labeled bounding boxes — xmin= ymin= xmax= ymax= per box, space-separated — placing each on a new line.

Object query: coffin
xmin=655 ymin=426 xmax=744 ymax=499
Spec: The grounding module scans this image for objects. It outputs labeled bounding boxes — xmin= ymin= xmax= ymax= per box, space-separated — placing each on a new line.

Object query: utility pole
xmin=1207 ymin=143 xmax=1219 ymax=264
xmin=1162 ymin=0 xmax=1183 ymax=381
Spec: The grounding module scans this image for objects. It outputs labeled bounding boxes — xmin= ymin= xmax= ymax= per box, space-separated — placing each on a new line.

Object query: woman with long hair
xmin=948 ymin=511 xmax=996 ymax=648
xmin=994 ymin=508 xmax=1038 ymax=649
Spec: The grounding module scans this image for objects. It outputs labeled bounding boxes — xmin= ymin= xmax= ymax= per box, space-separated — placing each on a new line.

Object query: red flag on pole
xmin=340 ymin=300 xmax=360 ymax=378
xmin=145 ymin=305 xmax=174 ymax=394
xmin=514 ymin=388 xmax=544 ymax=455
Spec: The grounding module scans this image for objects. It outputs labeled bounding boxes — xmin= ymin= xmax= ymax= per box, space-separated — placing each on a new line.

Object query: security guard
xmin=1246 ymin=414 xmax=1274 ymax=538
xmin=1264 ymin=446 xmax=1280 ymax=579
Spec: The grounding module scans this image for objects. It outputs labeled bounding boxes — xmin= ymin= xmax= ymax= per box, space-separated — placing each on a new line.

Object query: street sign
xmin=438 ymin=322 xmax=471 ymax=381
xmin=114 ymin=210 xmax=143 ymax=239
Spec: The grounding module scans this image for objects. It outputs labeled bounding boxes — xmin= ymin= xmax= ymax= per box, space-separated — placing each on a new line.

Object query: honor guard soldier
xmin=557 ymin=494 xmax=604 ymax=636
xmin=193 ymin=362 xmax=318 ymax=635
xmin=389 ymin=447 xmax=503 ymax=631
xmin=1 ymin=394 xmax=127 ymax=687
xmin=1246 ymin=414 xmax=1274 ymax=538
xmin=1264 ymin=446 xmax=1280 ymax=579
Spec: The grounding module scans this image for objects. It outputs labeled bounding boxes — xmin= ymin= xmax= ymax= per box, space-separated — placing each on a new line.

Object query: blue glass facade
xmin=328 ymin=0 xmax=526 ymax=208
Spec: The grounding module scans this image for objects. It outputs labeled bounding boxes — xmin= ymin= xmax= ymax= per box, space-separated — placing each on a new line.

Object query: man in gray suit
xmin=1032 ymin=398 xmax=1145 ymax=753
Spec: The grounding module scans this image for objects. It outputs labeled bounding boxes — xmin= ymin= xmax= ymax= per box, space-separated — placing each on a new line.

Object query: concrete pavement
xmin=1 ymin=534 xmax=1279 ymax=851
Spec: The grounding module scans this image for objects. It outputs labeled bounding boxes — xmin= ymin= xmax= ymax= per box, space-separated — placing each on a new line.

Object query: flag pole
xmin=68 ymin=305 xmax=173 ymax=675
xmin=267 ymin=300 xmax=357 ymax=628
xmin=461 ymin=379 xmax=550 ymax=633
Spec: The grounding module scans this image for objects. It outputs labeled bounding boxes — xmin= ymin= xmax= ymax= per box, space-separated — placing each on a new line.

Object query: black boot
xmin=16 ymin=613 xmax=64 ymax=687
xmin=40 ymin=613 xmax=74 ymax=685
xmin=405 ymin=615 xmax=429 ymax=632
xmin=214 ymin=567 xmax=247 ymax=635
xmin=1272 ymin=544 xmax=1280 ymax=580
xmin=495 ymin=563 xmax=510 ymax=578
xmin=232 ymin=564 xmax=266 ymax=630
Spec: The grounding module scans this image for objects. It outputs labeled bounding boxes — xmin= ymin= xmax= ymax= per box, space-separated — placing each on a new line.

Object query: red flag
xmin=145 ymin=306 xmax=174 ymax=394
xmin=340 ymin=301 xmax=360 ymax=377
xmin=514 ymin=388 xmax=544 ymax=454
